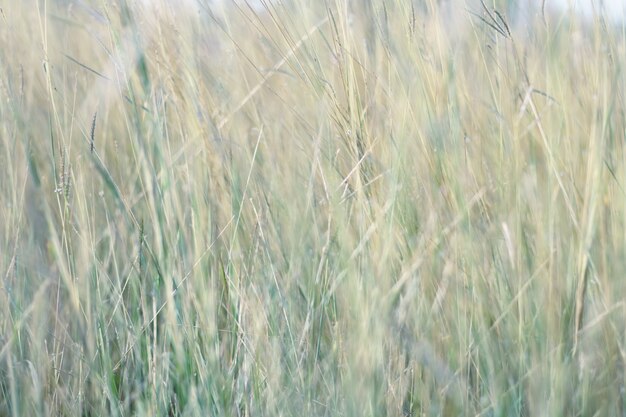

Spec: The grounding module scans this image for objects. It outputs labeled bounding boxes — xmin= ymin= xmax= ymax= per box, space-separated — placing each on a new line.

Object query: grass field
xmin=1 ymin=0 xmax=625 ymax=415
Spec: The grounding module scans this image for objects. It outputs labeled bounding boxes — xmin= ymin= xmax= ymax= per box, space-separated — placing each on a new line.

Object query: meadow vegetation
xmin=1 ymin=0 xmax=625 ymax=415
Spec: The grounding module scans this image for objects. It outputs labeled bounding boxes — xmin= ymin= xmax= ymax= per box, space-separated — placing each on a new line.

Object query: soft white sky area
xmin=539 ymin=0 xmax=626 ymax=23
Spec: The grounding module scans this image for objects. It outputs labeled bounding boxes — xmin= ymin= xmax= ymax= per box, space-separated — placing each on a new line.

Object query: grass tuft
xmin=1 ymin=0 xmax=625 ymax=416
